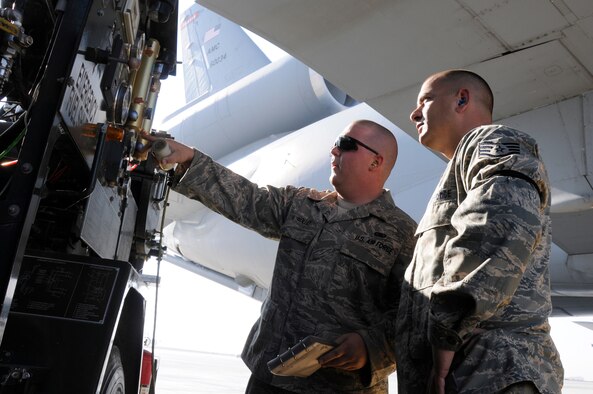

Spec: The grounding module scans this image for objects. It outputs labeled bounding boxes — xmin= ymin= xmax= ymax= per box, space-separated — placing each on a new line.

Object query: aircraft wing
xmin=196 ymin=0 xmax=593 ymax=303
xmin=196 ymin=1 xmax=593 ymax=131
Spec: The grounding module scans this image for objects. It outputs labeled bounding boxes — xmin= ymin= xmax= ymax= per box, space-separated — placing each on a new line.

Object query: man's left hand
xmin=428 ymin=347 xmax=455 ymax=394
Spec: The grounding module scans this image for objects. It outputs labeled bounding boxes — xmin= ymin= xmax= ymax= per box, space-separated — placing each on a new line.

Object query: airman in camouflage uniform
xmin=396 ymin=70 xmax=563 ymax=394
xmin=149 ymin=120 xmax=417 ymax=393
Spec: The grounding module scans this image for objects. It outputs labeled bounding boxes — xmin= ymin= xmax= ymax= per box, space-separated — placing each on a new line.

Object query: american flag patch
xmin=478 ymin=141 xmax=520 ymax=158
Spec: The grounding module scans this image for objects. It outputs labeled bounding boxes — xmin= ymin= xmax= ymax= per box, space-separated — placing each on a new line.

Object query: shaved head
xmin=410 ymin=69 xmax=494 ymax=159
xmin=429 ymin=69 xmax=494 ymax=114
xmin=330 ymin=119 xmax=398 ymax=203
xmin=350 ymin=119 xmax=398 ymax=177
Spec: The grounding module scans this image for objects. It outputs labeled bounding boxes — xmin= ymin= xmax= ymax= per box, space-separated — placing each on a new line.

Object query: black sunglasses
xmin=334 ymin=135 xmax=379 ymax=155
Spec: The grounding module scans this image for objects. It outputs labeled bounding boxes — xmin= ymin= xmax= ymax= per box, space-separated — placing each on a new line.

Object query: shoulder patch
xmin=479 ymin=141 xmax=520 ymax=158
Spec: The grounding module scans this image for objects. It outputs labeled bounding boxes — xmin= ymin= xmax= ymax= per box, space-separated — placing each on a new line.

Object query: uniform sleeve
xmin=173 ymin=149 xmax=297 ymax=240
xmin=358 ymin=218 xmax=417 ymax=385
xmin=428 ymin=132 xmax=549 ymax=351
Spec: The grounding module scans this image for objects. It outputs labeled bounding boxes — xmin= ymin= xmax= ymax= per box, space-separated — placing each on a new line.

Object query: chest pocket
xmin=331 ymin=233 xmax=393 ymax=309
xmin=411 ymin=200 xmax=458 ymax=291
xmin=277 ymin=220 xmax=321 ymax=287
xmin=281 ymin=221 xmax=319 ymax=244
xmin=339 ymin=240 xmax=392 ymax=277
xmin=415 ymin=199 xmax=457 ymax=235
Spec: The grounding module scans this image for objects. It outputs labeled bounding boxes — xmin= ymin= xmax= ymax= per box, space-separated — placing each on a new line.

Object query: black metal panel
xmin=0 ymin=1 xmax=178 ymax=390
xmin=0 ymin=1 xmax=94 ymax=343
xmin=0 ymin=252 xmax=143 ymax=393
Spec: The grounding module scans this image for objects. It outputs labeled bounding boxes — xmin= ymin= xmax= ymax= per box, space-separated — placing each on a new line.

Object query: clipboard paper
xmin=267 ymin=335 xmax=336 ymax=378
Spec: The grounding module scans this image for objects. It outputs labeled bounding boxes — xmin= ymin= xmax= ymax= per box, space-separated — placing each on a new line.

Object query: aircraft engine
xmin=160 ymin=56 xmax=358 ymax=159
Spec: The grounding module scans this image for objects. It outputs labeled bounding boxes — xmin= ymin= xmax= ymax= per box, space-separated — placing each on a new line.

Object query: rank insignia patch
xmin=479 ymin=141 xmax=521 ymax=158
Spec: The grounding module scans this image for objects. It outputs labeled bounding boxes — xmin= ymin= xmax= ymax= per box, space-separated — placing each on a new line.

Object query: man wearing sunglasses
xmin=145 ymin=119 xmax=417 ymax=393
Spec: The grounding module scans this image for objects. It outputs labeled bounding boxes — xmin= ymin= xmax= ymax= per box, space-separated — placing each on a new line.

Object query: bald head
xmin=349 ymin=120 xmax=398 ymax=180
xmin=430 ymin=69 xmax=494 ymax=115
xmin=410 ymin=69 xmax=494 ymax=159
xmin=330 ymin=119 xmax=398 ymax=204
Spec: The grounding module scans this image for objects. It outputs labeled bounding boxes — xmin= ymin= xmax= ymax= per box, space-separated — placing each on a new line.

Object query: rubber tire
xmin=100 ymin=346 xmax=126 ymax=394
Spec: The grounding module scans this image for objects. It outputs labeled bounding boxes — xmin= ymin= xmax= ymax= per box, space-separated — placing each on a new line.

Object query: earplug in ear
xmin=458 ymin=97 xmax=467 ymax=106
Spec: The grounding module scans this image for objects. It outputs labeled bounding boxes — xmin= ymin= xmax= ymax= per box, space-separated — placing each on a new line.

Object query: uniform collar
xmin=307 ymin=189 xmax=396 ymax=222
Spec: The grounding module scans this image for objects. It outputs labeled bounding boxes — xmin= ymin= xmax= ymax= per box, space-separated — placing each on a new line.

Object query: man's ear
xmin=455 ymin=89 xmax=469 ymax=112
xmin=369 ymin=156 xmax=383 ymax=170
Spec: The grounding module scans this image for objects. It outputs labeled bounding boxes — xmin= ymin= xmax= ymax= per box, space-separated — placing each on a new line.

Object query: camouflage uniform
xmin=174 ymin=151 xmax=417 ymax=393
xmin=395 ymin=125 xmax=563 ymax=394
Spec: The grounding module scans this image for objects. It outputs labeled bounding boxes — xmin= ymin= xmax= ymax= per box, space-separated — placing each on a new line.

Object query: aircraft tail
xmin=179 ymin=4 xmax=271 ymax=103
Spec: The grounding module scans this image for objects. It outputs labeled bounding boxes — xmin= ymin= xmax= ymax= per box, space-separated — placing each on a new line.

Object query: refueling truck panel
xmin=0 ymin=1 xmax=178 ymax=392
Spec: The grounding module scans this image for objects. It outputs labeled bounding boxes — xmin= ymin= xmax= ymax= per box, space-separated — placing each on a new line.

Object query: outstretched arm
xmin=142 ymin=132 xmax=195 ymax=171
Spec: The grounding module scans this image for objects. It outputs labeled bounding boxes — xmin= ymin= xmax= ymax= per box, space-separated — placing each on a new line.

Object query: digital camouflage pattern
xmin=174 ymin=151 xmax=417 ymax=393
xmin=395 ymin=125 xmax=563 ymax=394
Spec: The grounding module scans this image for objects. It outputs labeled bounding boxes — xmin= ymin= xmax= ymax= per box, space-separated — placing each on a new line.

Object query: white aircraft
xmin=155 ymin=2 xmax=593 ymax=391
xmin=159 ymin=3 xmax=444 ymax=298
xmin=162 ymin=0 xmax=593 ymax=307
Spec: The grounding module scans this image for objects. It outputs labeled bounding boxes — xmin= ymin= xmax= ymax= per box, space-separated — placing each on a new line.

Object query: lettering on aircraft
xmin=207 ymin=43 xmax=220 ymax=54
xmin=210 ymin=53 xmax=227 ymax=67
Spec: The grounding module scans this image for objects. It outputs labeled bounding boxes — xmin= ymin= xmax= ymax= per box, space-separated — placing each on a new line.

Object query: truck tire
xmin=101 ymin=346 xmax=125 ymax=394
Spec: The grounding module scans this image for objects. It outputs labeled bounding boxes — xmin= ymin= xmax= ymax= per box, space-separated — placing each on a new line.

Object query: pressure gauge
xmin=113 ymin=82 xmax=132 ymax=125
